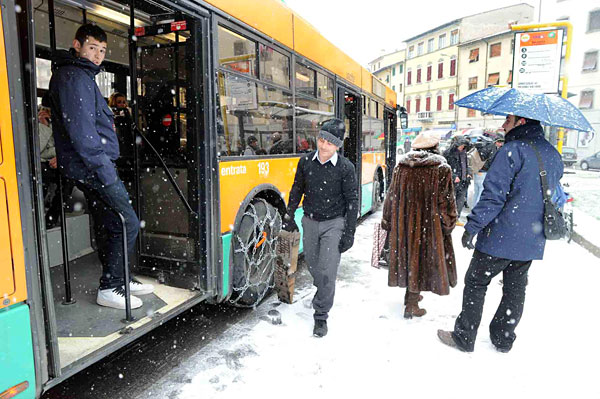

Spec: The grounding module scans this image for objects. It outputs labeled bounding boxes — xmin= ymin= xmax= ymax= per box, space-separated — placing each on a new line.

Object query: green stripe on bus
xmin=361 ymin=182 xmax=373 ymax=216
xmin=0 ymin=303 xmax=35 ymax=399
xmin=221 ymin=233 xmax=232 ymax=299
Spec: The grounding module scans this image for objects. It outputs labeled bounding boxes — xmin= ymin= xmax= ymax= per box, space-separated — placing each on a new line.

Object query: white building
xmin=368 ymin=49 xmax=406 ymax=108
xmin=541 ymin=0 xmax=600 ymax=158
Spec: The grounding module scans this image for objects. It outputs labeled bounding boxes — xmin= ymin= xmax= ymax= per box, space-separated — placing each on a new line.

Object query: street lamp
xmin=398 ymin=106 xmax=408 ymax=129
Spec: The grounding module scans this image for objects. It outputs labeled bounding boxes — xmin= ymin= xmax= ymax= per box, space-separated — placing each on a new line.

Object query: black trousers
xmin=453 ymin=250 xmax=532 ymax=352
xmin=455 ymin=181 xmax=469 ymax=216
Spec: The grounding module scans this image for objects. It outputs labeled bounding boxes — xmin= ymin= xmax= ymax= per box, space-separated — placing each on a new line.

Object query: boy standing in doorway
xmin=49 ymin=24 xmax=153 ymax=309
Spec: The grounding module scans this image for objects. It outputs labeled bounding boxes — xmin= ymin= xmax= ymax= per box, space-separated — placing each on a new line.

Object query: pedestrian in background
xmin=443 ymin=136 xmax=472 ymax=223
xmin=282 ymin=118 xmax=358 ymax=337
xmin=472 ymin=134 xmax=504 ymax=207
xmin=243 ymin=135 xmax=260 ymax=156
xmin=438 ymin=115 xmax=563 ymax=353
xmin=381 ymin=131 xmax=457 ymax=318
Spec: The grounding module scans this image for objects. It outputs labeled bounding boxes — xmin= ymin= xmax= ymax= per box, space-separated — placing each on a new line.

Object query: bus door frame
xmin=335 ymin=84 xmax=362 ymax=197
xmin=129 ymin=11 xmax=215 ymax=294
xmin=384 ymin=106 xmax=397 ymax=188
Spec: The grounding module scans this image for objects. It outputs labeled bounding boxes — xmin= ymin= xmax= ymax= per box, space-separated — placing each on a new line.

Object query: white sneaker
xmin=128 ymin=279 xmax=154 ymax=295
xmin=97 ymin=287 xmax=143 ymax=309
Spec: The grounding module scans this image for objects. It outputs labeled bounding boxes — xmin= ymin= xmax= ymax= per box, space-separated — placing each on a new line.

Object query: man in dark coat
xmin=49 ymin=24 xmax=152 ymax=310
xmin=443 ymin=137 xmax=472 ymax=218
xmin=382 ymin=131 xmax=457 ymax=318
xmin=282 ymin=118 xmax=358 ymax=337
xmin=438 ymin=115 xmax=563 ymax=353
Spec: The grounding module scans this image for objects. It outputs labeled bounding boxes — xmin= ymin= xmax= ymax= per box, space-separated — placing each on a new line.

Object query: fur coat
xmin=381 ymin=150 xmax=458 ymax=295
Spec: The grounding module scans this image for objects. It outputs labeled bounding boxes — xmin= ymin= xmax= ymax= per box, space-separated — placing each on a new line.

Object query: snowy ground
xmin=143 ymin=210 xmax=600 ymax=399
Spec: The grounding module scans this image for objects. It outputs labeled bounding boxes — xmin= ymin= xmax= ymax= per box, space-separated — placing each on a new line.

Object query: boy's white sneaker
xmin=97 ymin=287 xmax=143 ymax=309
xmin=128 ymin=279 xmax=154 ymax=296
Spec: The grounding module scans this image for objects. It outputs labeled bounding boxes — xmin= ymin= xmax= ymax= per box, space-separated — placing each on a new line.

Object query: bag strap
xmin=523 ymin=140 xmax=552 ymax=204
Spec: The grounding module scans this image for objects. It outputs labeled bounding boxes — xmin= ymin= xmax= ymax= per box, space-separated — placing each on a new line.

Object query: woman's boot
xmin=404 ymin=291 xmax=426 ymax=319
xmin=403 ymin=290 xmax=423 ymax=305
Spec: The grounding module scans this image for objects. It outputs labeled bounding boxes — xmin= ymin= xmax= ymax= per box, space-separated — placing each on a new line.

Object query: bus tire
xmin=230 ymin=198 xmax=281 ymax=307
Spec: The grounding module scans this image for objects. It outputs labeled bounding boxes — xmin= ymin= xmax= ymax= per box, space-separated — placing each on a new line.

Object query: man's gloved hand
xmin=461 ymin=230 xmax=475 ymax=250
xmin=338 ymin=233 xmax=354 ymax=253
xmin=281 ymin=213 xmax=299 ymax=232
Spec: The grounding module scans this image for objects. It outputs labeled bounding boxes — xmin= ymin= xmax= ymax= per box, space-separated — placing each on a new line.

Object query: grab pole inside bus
xmin=58 ymin=174 xmax=76 ymax=305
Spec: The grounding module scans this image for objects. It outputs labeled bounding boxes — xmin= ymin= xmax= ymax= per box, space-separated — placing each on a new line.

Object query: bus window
xmin=361 ymin=99 xmax=372 ymax=151
xmin=218 ymin=26 xmax=257 ymax=77
xmin=217 ymin=72 xmax=293 ymax=156
xmin=259 ymin=44 xmax=290 ymax=88
xmin=295 ymin=62 xmax=315 ymax=97
xmin=316 ymin=72 xmax=334 ymax=102
xmin=295 ymin=96 xmax=334 ymax=153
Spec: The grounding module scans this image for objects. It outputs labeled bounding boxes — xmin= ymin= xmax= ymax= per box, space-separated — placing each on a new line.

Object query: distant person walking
xmin=381 ymin=131 xmax=458 ymax=318
xmin=438 ymin=115 xmax=563 ymax=353
xmin=443 ymin=136 xmax=472 ymax=221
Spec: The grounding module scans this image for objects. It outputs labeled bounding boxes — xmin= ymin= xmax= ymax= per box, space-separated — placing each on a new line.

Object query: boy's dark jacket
xmin=49 ymin=49 xmax=120 ymax=186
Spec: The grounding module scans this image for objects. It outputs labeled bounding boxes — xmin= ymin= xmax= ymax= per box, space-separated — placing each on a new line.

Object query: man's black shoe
xmin=313 ymin=319 xmax=328 ymax=337
xmin=437 ymin=329 xmax=468 ymax=352
xmin=494 ymin=345 xmax=511 ymax=353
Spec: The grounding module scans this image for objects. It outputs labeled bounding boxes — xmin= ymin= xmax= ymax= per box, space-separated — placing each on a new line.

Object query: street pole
xmin=511 ymin=21 xmax=573 ymax=154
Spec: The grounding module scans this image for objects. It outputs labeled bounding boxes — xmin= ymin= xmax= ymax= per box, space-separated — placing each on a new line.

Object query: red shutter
xmin=450 ymin=59 xmax=456 ymax=76
xmin=406 ymin=100 xmax=411 ymax=113
xmin=437 ymin=95 xmax=442 ymax=111
xmin=438 ymin=62 xmax=443 ymax=79
xmin=426 ymin=97 xmax=431 ymax=111
xmin=417 ymin=68 xmax=422 ymax=83
xmin=427 ymin=65 xmax=432 ymax=81
xmin=416 ymin=98 xmax=421 ymax=113
xmin=449 ymin=94 xmax=455 ymax=110
xmin=407 ymin=71 xmax=412 ymax=85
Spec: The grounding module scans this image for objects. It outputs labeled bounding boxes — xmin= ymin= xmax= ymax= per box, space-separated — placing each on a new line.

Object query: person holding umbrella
xmin=438 ymin=113 xmax=563 ymax=353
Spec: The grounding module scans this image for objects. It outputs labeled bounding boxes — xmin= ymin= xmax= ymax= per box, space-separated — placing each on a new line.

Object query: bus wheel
xmin=230 ymin=198 xmax=282 ymax=307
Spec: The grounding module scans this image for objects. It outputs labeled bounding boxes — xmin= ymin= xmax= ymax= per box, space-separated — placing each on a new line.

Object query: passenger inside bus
xmin=48 ymin=23 xmax=153 ymax=310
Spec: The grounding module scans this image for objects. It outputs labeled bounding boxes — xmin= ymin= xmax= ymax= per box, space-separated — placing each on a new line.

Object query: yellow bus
xmin=0 ymin=0 xmax=397 ymax=397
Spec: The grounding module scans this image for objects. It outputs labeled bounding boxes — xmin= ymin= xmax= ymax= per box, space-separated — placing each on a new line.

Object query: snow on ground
xmin=148 ymin=211 xmax=600 ymax=399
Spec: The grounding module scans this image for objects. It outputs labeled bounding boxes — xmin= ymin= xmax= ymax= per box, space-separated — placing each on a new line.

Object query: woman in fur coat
xmin=381 ymin=131 xmax=458 ymax=318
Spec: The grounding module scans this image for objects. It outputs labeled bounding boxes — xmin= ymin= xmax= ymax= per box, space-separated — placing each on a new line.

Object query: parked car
xmin=561 ymin=147 xmax=577 ymax=167
xmin=580 ymin=151 xmax=600 ymax=171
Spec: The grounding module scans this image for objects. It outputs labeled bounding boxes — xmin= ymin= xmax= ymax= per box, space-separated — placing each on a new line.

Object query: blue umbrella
xmin=455 ymin=86 xmax=594 ymax=132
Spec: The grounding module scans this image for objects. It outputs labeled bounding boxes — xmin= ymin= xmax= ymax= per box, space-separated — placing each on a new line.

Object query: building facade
xmin=402 ymin=3 xmax=534 ymax=131
xmin=457 ymin=31 xmax=515 ymax=129
xmin=368 ymin=49 xmax=406 ymax=109
xmin=542 ymin=0 xmax=600 ymax=158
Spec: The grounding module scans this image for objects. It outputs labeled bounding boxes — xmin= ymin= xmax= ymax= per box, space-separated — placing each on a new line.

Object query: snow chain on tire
xmin=229 ymin=198 xmax=281 ymax=307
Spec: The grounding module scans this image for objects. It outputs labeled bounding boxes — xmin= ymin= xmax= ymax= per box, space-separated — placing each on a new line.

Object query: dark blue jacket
xmin=48 ymin=49 xmax=120 ymax=186
xmin=465 ymin=123 xmax=563 ymax=261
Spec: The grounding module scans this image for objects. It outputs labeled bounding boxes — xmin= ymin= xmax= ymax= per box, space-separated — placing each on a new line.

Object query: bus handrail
xmin=130 ymin=122 xmax=198 ymax=219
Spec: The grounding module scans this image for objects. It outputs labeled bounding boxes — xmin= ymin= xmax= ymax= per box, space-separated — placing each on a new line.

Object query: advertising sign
xmin=512 ymin=29 xmax=564 ymax=94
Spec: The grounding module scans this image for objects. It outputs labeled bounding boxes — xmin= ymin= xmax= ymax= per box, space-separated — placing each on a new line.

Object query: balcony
xmin=417 ymin=111 xmax=434 ymax=121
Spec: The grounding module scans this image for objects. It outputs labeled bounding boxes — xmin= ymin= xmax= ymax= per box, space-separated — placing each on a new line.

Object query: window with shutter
xmin=406 ymin=99 xmax=411 ymax=113
xmin=450 ymin=59 xmax=456 ymax=76
xmin=416 ymin=98 xmax=421 ymax=113
xmin=427 ymin=65 xmax=432 ymax=81
xmin=417 ymin=68 xmax=422 ymax=83
xmin=579 ymin=90 xmax=594 ymax=109
xmin=507 ymin=70 xmax=513 ymax=84
xmin=407 ymin=70 xmax=412 ymax=85
xmin=437 ymin=95 xmax=442 ymax=111
xmin=449 ymin=94 xmax=455 ymax=110
xmin=438 ymin=62 xmax=444 ymax=79
xmin=468 ymin=77 xmax=478 ymax=90
xmin=582 ymin=51 xmax=598 ymax=72
xmin=589 ymin=10 xmax=600 ymax=32
xmin=426 ymin=96 xmax=431 ymax=111
xmin=467 ymin=109 xmax=476 ymax=117
xmin=469 ymin=48 xmax=480 ymax=63
xmin=450 ymin=29 xmax=459 ymax=45
xmin=487 ymin=72 xmax=500 ymax=86
xmin=490 ymin=43 xmax=501 ymax=58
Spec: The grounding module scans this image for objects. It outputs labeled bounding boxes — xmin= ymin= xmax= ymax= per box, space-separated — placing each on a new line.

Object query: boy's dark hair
xmin=75 ymin=24 xmax=107 ymax=46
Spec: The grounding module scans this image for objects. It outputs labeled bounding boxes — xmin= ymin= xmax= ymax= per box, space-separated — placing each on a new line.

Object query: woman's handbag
xmin=371 ymin=223 xmax=388 ymax=268
xmin=524 ymin=141 xmax=568 ymax=240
